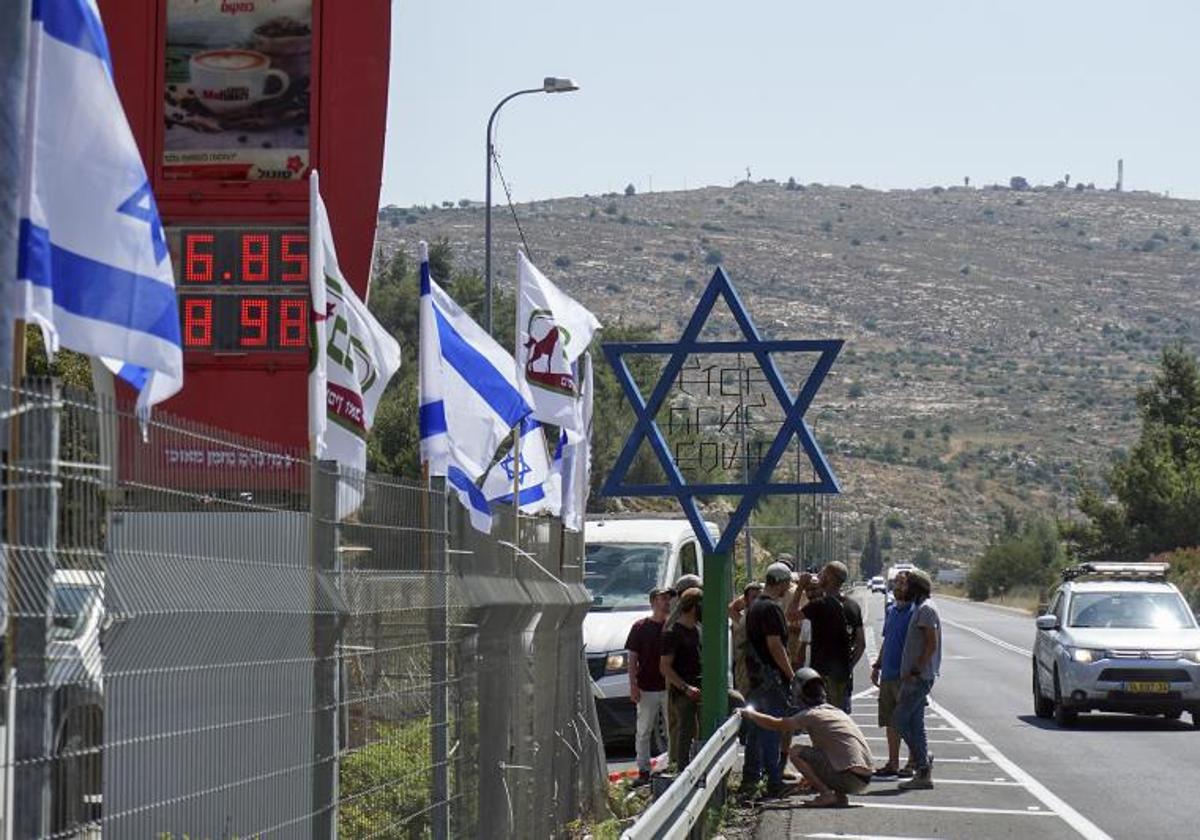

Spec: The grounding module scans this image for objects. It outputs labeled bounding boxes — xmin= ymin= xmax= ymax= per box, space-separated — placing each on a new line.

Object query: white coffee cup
xmin=189 ymin=49 xmax=289 ymax=114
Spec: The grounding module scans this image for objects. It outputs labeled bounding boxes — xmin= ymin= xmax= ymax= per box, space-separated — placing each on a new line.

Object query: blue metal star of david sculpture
xmin=600 ymin=266 xmax=843 ymax=557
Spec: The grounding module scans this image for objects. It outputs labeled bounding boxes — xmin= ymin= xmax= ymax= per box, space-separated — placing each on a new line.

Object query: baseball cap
xmin=743 ymin=581 xmax=763 ymax=596
xmin=673 ymin=573 xmax=701 ymax=593
xmin=764 ymin=562 xmax=792 ymax=585
xmin=649 ymin=586 xmax=674 ymax=599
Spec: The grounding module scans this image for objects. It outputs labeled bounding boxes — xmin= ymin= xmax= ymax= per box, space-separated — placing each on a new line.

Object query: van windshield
xmin=585 ymin=543 xmax=669 ymax=610
xmin=49 ymin=583 xmax=97 ymax=641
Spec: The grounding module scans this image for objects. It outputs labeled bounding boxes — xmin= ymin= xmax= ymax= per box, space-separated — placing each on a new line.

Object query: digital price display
xmin=168 ymin=226 xmax=310 ymax=353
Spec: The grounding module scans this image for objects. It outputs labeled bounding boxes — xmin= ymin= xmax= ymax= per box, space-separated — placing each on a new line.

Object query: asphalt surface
xmin=757 ymin=588 xmax=1200 ymax=839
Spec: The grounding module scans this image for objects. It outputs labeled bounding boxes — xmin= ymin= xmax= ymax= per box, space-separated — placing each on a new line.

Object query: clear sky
xmin=383 ymin=0 xmax=1200 ymax=207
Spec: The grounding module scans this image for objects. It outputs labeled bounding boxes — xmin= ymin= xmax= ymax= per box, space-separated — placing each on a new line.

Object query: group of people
xmin=738 ymin=563 xmax=942 ymax=806
xmin=622 ymin=556 xmax=943 ymax=809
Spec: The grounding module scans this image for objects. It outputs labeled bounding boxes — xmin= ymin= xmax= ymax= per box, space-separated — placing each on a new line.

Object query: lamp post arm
xmin=484 ymin=87 xmax=544 ymax=335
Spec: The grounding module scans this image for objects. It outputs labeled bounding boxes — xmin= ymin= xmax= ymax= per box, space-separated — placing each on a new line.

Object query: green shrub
xmin=1156 ymin=547 xmax=1200 ymax=611
xmin=339 ymin=719 xmax=431 ymax=840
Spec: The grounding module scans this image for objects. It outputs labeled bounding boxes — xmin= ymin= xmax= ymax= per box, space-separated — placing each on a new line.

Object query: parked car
xmin=583 ymin=517 xmax=718 ymax=747
xmin=868 ymin=576 xmax=886 ymax=593
xmin=1032 ymin=562 xmax=1200 ymax=728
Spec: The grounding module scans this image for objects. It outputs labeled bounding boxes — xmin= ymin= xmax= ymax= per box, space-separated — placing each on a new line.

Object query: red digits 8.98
xmin=241 ymin=233 xmax=269 ymax=282
xmin=279 ymin=298 xmax=308 ymax=347
xmin=184 ymin=233 xmax=214 ymax=282
xmin=239 ymin=298 xmax=269 ymax=347
xmin=183 ymin=297 xmax=213 ymax=347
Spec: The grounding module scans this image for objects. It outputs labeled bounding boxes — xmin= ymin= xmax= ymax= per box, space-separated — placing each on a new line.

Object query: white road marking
xmin=942 ymin=618 xmax=1032 ymax=657
xmin=931 ymin=698 xmax=1113 ymax=840
xmin=862 ymin=736 xmax=972 ymax=745
xmin=804 ymin=835 xmax=942 ymax=840
xmin=931 ymin=778 xmax=1022 ymax=787
xmin=858 ymin=802 xmax=1056 ymax=817
xmin=934 ymin=757 xmax=986 ymax=763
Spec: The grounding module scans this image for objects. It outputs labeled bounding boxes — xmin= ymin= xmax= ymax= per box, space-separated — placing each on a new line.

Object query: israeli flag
xmin=10 ymin=0 xmax=182 ymax=414
xmin=482 ymin=417 xmax=559 ymax=515
xmin=447 ymin=456 xmax=494 ymax=534
xmin=551 ymin=353 xmax=593 ymax=531
xmin=418 ymin=241 xmax=534 ymax=528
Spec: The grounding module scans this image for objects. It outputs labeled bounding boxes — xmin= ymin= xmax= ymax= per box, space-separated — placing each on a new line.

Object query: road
xmin=760 ymin=589 xmax=1200 ymax=839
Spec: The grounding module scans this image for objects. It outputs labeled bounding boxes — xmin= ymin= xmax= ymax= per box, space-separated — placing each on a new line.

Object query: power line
xmin=489 ymin=147 xmax=534 ymax=262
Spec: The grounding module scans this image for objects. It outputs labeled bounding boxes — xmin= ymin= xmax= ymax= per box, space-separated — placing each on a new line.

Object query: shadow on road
xmin=1017 ymin=713 xmax=1197 ymax=732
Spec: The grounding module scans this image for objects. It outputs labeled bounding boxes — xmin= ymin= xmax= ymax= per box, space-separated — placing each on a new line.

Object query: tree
xmin=624 ymin=183 xmax=636 ymax=197
xmin=1067 ymin=344 xmax=1200 ymax=561
xmin=967 ymin=516 xmax=1064 ymax=600
xmin=860 ymin=520 xmax=883 ymax=578
xmin=1010 ymin=176 xmax=1030 ymax=191
xmin=912 ymin=547 xmax=936 ymax=572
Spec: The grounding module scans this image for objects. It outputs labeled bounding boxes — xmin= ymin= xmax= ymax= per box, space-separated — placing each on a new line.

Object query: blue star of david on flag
xmin=600 ymin=267 xmax=843 ymax=556
xmin=500 ymin=451 xmax=532 ymax=483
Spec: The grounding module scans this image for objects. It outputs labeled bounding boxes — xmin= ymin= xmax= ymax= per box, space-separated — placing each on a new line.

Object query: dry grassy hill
xmin=376 ymin=181 xmax=1200 ymax=568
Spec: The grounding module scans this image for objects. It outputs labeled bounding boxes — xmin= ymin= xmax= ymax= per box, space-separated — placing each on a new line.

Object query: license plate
xmin=1124 ymin=681 xmax=1171 ymax=693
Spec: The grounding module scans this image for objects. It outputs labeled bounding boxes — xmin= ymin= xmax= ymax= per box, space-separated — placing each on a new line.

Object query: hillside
xmin=375 ymin=181 xmax=1200 ymax=568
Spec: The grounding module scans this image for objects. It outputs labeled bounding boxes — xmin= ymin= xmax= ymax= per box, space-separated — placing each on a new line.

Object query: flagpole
xmin=512 ymin=427 xmax=522 ymax=553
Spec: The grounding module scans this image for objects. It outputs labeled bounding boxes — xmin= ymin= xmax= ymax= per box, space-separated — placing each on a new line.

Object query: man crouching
xmin=740 ymin=668 xmax=875 ymax=808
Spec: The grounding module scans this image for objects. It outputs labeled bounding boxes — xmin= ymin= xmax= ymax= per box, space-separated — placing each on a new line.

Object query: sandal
xmin=801 ymin=793 xmax=845 ymax=809
xmin=873 ymin=765 xmax=899 ymax=777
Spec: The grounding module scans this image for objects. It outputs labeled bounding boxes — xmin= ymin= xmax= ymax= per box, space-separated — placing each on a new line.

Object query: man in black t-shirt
xmin=660 ymin=588 xmax=703 ymax=771
xmin=624 ymin=586 xmax=672 ymax=785
xmin=741 ymin=563 xmax=796 ymax=798
xmin=801 ymin=561 xmax=865 ymax=712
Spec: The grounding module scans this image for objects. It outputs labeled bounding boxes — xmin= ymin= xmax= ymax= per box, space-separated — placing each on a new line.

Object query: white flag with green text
xmin=309 ymin=172 xmax=401 ymax=512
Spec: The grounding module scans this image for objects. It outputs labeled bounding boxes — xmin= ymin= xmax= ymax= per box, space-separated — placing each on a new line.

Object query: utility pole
xmin=1116 ymin=158 xmax=1124 ymax=192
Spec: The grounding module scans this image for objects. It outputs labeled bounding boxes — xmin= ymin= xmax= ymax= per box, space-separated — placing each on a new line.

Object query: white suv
xmin=1032 ymin=563 xmax=1200 ymax=728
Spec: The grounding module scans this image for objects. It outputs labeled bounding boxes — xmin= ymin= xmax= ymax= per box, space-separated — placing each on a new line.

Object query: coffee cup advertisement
xmin=164 ymin=0 xmax=312 ymax=181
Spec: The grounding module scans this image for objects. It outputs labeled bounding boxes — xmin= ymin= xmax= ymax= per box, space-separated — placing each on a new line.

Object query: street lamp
xmin=484 ymin=77 xmax=580 ymax=334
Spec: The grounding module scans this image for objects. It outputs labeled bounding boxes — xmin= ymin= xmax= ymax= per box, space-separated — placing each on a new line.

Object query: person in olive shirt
xmin=801 ymin=561 xmax=865 ymax=711
xmin=660 ymin=587 xmax=703 ymax=771
xmin=625 ymin=585 xmax=674 ymax=786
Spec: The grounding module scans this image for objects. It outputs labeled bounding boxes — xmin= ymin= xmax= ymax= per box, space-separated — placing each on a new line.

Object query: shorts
xmin=790 ymin=744 xmax=871 ymax=795
xmin=823 ymin=676 xmax=848 ymax=710
xmin=877 ymin=679 xmax=901 ymax=727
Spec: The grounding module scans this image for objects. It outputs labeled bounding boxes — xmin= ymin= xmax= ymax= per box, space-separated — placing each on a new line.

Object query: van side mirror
xmin=1035 ymin=614 xmax=1059 ymax=631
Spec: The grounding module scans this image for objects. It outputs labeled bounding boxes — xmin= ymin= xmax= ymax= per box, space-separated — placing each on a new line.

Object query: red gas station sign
xmin=98 ymin=0 xmax=390 ymax=452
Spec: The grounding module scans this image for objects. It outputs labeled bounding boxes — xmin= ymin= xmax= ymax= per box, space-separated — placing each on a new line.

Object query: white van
xmin=583 ymin=517 xmax=719 ymax=746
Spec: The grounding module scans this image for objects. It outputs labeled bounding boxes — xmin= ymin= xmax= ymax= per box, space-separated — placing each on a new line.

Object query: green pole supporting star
xmin=701 ymin=551 xmax=731 ymax=738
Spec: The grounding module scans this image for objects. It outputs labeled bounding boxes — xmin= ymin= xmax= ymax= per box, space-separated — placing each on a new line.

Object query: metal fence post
xmin=311 ymin=460 xmax=340 ymax=839
xmin=8 ymin=380 xmax=59 ymax=838
xmin=429 ymin=476 xmax=449 ymax=839
xmin=0 ymin=0 xmax=30 ymax=391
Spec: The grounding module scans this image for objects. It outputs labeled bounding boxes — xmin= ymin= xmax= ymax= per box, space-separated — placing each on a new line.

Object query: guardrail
xmin=621 ymin=712 xmax=742 ymax=840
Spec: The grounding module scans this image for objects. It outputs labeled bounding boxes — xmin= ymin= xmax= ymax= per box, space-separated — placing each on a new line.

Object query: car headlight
xmin=1183 ymin=650 xmax=1200 ymax=664
xmin=605 ymin=652 xmax=628 ymax=675
xmin=1069 ymin=647 xmax=1105 ymax=664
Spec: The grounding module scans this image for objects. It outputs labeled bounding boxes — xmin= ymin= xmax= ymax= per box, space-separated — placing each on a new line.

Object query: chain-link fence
xmin=0 ymin=378 xmax=607 ymax=838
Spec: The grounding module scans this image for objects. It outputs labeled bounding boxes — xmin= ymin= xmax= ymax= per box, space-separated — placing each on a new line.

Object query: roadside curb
xmin=938 ymin=593 xmax=1034 ymax=616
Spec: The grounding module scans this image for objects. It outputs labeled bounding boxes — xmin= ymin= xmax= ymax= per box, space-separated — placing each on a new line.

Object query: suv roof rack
xmin=1061 ymin=562 xmax=1169 ymax=582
